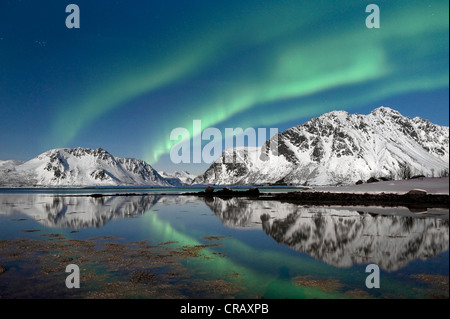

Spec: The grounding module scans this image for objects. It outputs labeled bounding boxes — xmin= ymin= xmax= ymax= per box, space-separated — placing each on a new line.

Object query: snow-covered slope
xmin=195 ymin=107 xmax=449 ymax=186
xmin=0 ymin=160 xmax=24 ymax=170
xmin=0 ymin=148 xmax=171 ymax=187
xmin=158 ymin=171 xmax=197 ymax=186
xmin=312 ymin=177 xmax=449 ymax=195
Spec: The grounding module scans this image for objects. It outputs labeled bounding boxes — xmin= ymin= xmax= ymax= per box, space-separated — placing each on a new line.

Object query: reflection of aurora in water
xmin=140 ymin=201 xmax=443 ymax=299
xmin=0 ymin=193 xmax=448 ymax=298
xmin=141 ymin=210 xmax=341 ymax=299
xmin=0 ymin=194 xmax=341 ymax=298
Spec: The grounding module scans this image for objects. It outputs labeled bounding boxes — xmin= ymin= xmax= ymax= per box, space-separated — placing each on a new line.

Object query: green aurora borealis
xmin=0 ymin=0 xmax=448 ymax=171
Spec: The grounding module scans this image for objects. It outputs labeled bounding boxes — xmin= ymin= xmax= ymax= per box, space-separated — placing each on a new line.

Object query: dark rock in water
xmin=205 ymin=186 xmax=215 ymax=193
xmin=249 ymin=188 xmax=260 ymax=195
xmin=411 ymin=175 xmax=426 ymax=180
xmin=407 ymin=189 xmax=427 ymax=196
xmin=356 ymin=180 xmax=364 ymax=185
xmin=0 ymin=265 xmax=6 ymax=275
xmin=222 ymin=187 xmax=233 ymax=193
xmin=378 ymin=177 xmax=390 ymax=181
xmin=367 ymin=177 xmax=379 ymax=184
xmin=204 ymin=196 xmax=214 ymax=203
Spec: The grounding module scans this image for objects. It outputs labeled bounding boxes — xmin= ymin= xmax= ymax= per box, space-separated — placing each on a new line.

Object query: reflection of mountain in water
xmin=205 ymin=197 xmax=449 ymax=271
xmin=157 ymin=196 xmax=200 ymax=206
xmin=0 ymin=194 xmax=160 ymax=229
xmin=203 ymin=197 xmax=297 ymax=229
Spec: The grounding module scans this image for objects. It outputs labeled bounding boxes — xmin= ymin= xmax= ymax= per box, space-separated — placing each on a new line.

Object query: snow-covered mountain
xmin=194 ymin=107 xmax=449 ymax=186
xmin=0 ymin=160 xmax=24 ymax=170
xmin=0 ymin=148 xmax=171 ymax=187
xmin=158 ymin=170 xmax=197 ymax=186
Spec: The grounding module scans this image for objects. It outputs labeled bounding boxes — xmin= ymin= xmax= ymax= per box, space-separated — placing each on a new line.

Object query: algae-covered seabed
xmin=0 ymin=194 xmax=448 ymax=299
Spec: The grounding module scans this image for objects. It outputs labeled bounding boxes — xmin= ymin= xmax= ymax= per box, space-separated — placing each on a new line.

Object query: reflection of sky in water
xmin=0 ymin=194 xmax=448 ymax=298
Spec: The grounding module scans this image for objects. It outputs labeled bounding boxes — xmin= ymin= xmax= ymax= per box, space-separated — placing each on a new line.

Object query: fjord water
xmin=0 ymin=191 xmax=448 ymax=299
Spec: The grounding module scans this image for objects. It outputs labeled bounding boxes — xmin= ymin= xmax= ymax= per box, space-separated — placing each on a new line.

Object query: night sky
xmin=0 ymin=0 xmax=448 ymax=174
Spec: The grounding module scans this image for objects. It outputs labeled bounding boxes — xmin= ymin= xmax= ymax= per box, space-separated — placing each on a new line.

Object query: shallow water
xmin=0 ymin=192 xmax=448 ymax=299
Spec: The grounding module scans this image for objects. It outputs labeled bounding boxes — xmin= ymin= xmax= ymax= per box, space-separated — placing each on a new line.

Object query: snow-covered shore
xmin=310 ymin=177 xmax=449 ymax=195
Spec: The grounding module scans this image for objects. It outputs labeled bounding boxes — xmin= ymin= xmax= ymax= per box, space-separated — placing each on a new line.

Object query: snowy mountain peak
xmin=195 ymin=107 xmax=449 ymax=186
xmin=0 ymin=147 xmax=170 ymax=187
xmin=158 ymin=170 xmax=198 ymax=186
xmin=370 ymin=106 xmax=401 ymax=116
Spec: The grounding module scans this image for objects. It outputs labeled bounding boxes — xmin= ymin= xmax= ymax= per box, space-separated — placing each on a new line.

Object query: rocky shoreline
xmin=263 ymin=191 xmax=449 ymax=209
xmin=186 ymin=187 xmax=450 ymax=209
xmin=52 ymin=185 xmax=449 ymax=210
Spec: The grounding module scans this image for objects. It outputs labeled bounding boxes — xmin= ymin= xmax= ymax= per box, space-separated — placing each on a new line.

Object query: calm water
xmin=0 ymin=190 xmax=448 ymax=299
xmin=0 ymin=186 xmax=304 ymax=195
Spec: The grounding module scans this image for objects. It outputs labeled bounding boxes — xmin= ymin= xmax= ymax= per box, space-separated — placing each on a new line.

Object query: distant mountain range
xmin=1 ymin=107 xmax=448 ymax=187
xmin=0 ymin=147 xmax=201 ymax=187
xmin=158 ymin=170 xmax=197 ymax=186
xmin=194 ymin=107 xmax=449 ymax=186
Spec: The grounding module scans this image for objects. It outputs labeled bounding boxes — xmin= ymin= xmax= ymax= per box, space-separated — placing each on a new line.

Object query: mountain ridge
xmin=1 ymin=107 xmax=448 ymax=187
xmin=0 ymin=147 xmax=170 ymax=187
xmin=194 ymin=107 xmax=449 ymax=186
